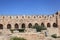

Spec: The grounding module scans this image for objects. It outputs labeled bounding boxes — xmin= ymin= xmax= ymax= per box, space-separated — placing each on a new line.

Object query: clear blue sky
xmin=0 ymin=0 xmax=60 ymax=15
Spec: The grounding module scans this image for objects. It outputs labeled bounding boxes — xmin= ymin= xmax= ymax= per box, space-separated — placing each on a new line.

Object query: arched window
xmin=53 ymin=23 xmax=58 ymax=28
xmin=35 ymin=23 xmax=38 ymax=26
xmin=7 ymin=24 xmax=11 ymax=29
xmin=28 ymin=23 xmax=32 ymax=28
xmin=47 ymin=23 xmax=51 ymax=27
xmin=21 ymin=23 xmax=25 ymax=28
xmin=0 ymin=24 xmax=3 ymax=29
xmin=15 ymin=23 xmax=19 ymax=29
xmin=41 ymin=23 xmax=45 ymax=27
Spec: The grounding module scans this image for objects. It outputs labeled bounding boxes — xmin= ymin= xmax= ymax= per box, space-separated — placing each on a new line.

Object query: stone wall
xmin=0 ymin=13 xmax=57 ymax=29
xmin=0 ymin=11 xmax=60 ymax=40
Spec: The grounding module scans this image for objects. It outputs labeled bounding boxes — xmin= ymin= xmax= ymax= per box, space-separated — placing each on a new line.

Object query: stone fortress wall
xmin=0 ymin=12 xmax=59 ymax=29
xmin=0 ymin=11 xmax=60 ymax=40
xmin=0 ymin=12 xmax=60 ymax=40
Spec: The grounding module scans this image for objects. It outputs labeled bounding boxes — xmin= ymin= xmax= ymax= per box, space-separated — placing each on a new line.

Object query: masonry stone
xmin=0 ymin=11 xmax=60 ymax=40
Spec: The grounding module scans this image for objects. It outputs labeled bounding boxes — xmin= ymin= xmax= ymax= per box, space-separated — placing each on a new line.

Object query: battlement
xmin=0 ymin=14 xmax=57 ymax=19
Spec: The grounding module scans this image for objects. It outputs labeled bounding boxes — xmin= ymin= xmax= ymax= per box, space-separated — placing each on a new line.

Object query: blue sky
xmin=0 ymin=0 xmax=60 ymax=15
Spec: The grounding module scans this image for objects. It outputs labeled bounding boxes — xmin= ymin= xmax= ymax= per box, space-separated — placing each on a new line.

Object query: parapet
xmin=0 ymin=11 xmax=59 ymax=19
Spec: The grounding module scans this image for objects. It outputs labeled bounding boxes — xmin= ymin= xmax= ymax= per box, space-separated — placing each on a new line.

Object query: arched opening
xmin=47 ymin=23 xmax=51 ymax=27
xmin=41 ymin=23 xmax=45 ymax=27
xmin=21 ymin=23 xmax=25 ymax=28
xmin=7 ymin=24 xmax=11 ymax=29
xmin=53 ymin=23 xmax=58 ymax=28
xmin=28 ymin=23 xmax=32 ymax=28
xmin=15 ymin=23 xmax=19 ymax=29
xmin=35 ymin=23 xmax=38 ymax=26
xmin=0 ymin=24 xmax=3 ymax=29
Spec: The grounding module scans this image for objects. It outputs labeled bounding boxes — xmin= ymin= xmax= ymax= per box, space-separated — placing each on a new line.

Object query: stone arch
xmin=21 ymin=23 xmax=25 ymax=28
xmin=35 ymin=23 xmax=38 ymax=26
xmin=47 ymin=23 xmax=51 ymax=27
xmin=41 ymin=23 xmax=45 ymax=27
xmin=28 ymin=23 xmax=32 ymax=28
xmin=53 ymin=23 xmax=58 ymax=28
xmin=0 ymin=24 xmax=3 ymax=29
xmin=15 ymin=23 xmax=19 ymax=29
xmin=7 ymin=24 xmax=11 ymax=29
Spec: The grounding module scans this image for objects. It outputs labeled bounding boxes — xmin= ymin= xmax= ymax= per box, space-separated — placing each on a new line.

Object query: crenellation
xmin=44 ymin=15 xmax=46 ymax=18
xmin=41 ymin=15 xmax=44 ymax=17
xmin=38 ymin=16 xmax=41 ymax=18
xmin=52 ymin=14 xmax=54 ymax=17
xmin=21 ymin=16 xmax=25 ymax=18
xmin=2 ymin=15 xmax=57 ymax=19
xmin=27 ymin=16 xmax=30 ymax=18
xmin=33 ymin=16 xmax=36 ymax=18
xmin=16 ymin=16 xmax=18 ymax=18
xmin=9 ymin=16 xmax=12 ymax=19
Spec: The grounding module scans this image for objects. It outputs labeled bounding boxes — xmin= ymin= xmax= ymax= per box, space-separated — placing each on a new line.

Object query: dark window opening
xmin=21 ymin=23 xmax=25 ymax=28
xmin=53 ymin=23 xmax=58 ymax=28
xmin=28 ymin=23 xmax=32 ymax=28
xmin=15 ymin=23 xmax=19 ymax=29
xmin=7 ymin=24 xmax=11 ymax=29
xmin=0 ymin=24 xmax=3 ymax=29
xmin=41 ymin=23 xmax=45 ymax=27
xmin=35 ymin=23 xmax=38 ymax=26
xmin=47 ymin=23 xmax=51 ymax=27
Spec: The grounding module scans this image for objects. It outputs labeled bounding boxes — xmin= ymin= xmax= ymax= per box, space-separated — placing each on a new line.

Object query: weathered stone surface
xmin=0 ymin=11 xmax=60 ymax=40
